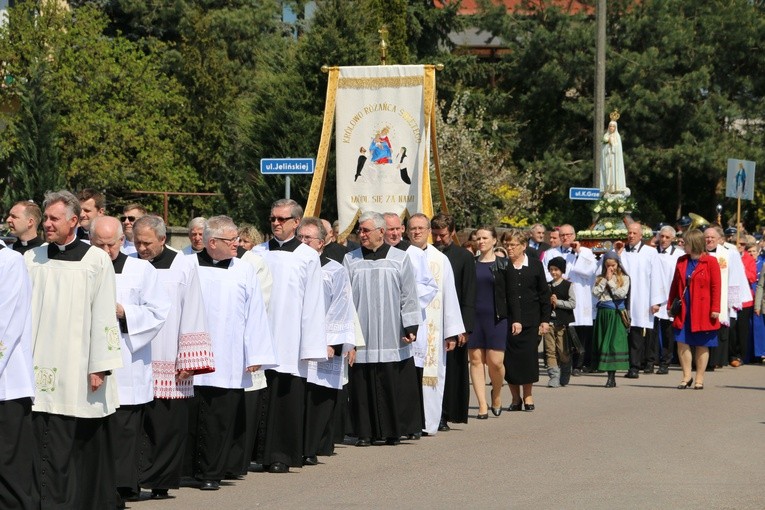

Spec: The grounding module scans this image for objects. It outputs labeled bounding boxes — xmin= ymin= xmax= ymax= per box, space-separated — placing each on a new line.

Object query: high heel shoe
xmin=523 ymin=401 xmax=535 ymax=412
xmin=490 ymin=406 xmax=502 ymax=417
xmin=694 ymin=383 xmax=704 ymax=390
xmin=677 ymin=378 xmax=693 ymax=389
xmin=506 ymin=401 xmax=523 ymax=412
xmin=477 ymin=406 xmax=489 ymax=419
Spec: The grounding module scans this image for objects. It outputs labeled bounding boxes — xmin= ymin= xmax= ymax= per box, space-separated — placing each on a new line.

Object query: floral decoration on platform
xmin=577 ymin=218 xmax=653 ymax=240
xmin=591 ymin=194 xmax=637 ymax=216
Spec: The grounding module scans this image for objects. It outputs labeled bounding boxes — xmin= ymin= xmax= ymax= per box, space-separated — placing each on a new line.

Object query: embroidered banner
xmin=333 ymin=65 xmax=434 ymax=238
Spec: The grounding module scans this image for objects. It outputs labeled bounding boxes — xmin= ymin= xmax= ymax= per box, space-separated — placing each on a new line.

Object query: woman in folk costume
xmin=667 ymin=229 xmax=721 ymax=390
xmin=592 ymin=251 xmax=631 ymax=388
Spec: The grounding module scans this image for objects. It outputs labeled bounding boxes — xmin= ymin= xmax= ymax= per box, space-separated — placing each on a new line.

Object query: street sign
xmin=569 ymin=187 xmax=601 ymax=201
xmin=260 ymin=158 xmax=315 ymax=175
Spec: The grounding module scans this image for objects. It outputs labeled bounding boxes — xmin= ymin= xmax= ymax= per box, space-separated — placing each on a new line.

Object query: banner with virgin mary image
xmin=332 ymin=65 xmax=435 ymax=238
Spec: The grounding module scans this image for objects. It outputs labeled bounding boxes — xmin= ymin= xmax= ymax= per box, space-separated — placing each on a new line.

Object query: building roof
xmin=434 ymin=0 xmax=593 ymax=16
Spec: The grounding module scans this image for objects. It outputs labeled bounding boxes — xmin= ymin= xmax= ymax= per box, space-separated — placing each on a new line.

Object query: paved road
xmin=132 ymin=363 xmax=765 ymax=510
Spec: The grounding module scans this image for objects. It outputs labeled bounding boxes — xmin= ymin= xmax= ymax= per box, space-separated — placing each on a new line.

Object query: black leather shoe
xmin=523 ymin=402 xmax=535 ymax=412
xmin=643 ymin=365 xmax=655 ymax=374
xmin=656 ymin=366 xmax=669 ymax=375
xmin=476 ymin=412 xmax=488 ymax=420
xmin=406 ymin=432 xmax=421 ymax=440
xmin=355 ymin=438 xmax=371 ymax=447
xmin=268 ymin=462 xmax=289 ymax=473
xmin=490 ymin=406 xmax=503 ymax=417
xmin=248 ymin=461 xmax=265 ymax=473
xmin=303 ymin=455 xmax=318 ymax=466
xmin=199 ymin=480 xmax=220 ymax=491
xmin=150 ymin=489 xmax=170 ymax=499
xmin=624 ymin=369 xmax=639 ymax=379
xmin=507 ymin=402 xmax=523 ymax=412
xmin=385 ymin=437 xmax=400 ymax=445
xmin=438 ymin=420 xmax=450 ymax=432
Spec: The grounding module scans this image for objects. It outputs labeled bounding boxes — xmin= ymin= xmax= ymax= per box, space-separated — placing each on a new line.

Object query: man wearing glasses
xmin=343 ymin=211 xmax=421 ymax=446
xmin=251 ymin=199 xmax=326 ymax=474
xmin=542 ymin=224 xmax=598 ymax=374
xmin=188 ymin=216 xmax=274 ymax=490
xmin=120 ymin=203 xmax=146 ymax=255
xmin=295 ymin=217 xmax=356 ymax=463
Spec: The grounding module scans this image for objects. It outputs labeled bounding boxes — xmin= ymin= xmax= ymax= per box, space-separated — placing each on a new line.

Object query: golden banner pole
xmin=305 ymin=66 xmax=339 ymax=217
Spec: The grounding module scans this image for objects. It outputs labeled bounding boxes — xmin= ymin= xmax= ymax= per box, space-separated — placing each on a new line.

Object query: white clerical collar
xmin=276 ymin=236 xmax=295 ymax=246
xmin=55 ymin=236 xmax=78 ymax=252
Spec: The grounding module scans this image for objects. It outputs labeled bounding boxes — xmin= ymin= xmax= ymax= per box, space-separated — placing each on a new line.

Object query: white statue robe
xmin=307 ymin=258 xmax=356 ymax=390
xmin=0 ymin=246 xmax=35 ymax=402
xmin=412 ymin=245 xmax=465 ymax=435
xmin=146 ymin=247 xmax=214 ymax=399
xmin=619 ymin=243 xmax=664 ymax=329
xmin=344 ymin=245 xmax=422 ymax=363
xmin=600 ymin=129 xmax=626 ymax=193
xmin=543 ymin=246 xmax=598 ymax=326
xmin=114 ymin=255 xmax=170 ymax=405
xmin=654 ymin=245 xmax=684 ymax=320
xmin=252 ymin=241 xmax=328 ymax=377
xmin=193 ymin=254 xmax=276 ymax=389
xmin=25 ymin=241 xmax=123 ymax=418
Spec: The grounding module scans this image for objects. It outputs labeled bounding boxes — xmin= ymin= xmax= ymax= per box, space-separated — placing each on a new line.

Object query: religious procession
xmin=2 ymin=1 xmax=765 ymax=505
xmin=3 ymin=183 xmax=765 ymax=509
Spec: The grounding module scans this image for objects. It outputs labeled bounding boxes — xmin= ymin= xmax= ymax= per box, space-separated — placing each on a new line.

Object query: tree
xmin=0 ymin=1 xmax=201 ymax=222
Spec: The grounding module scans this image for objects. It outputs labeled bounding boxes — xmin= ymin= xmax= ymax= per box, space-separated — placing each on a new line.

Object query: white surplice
xmin=412 ymin=245 xmax=465 ymax=435
xmin=343 ymin=246 xmax=421 ymax=363
xmin=654 ymin=246 xmax=684 ymax=320
xmin=619 ymin=243 xmax=664 ymax=329
xmin=148 ymin=249 xmax=214 ymax=399
xmin=114 ymin=256 xmax=170 ymax=405
xmin=0 ymin=246 xmax=35 ymax=402
xmin=307 ymin=259 xmax=356 ymax=390
xmin=193 ymin=255 xmax=276 ymax=389
xmin=25 ymin=242 xmax=123 ymax=418
xmin=404 ymin=244 xmax=438 ymax=320
xmin=252 ymin=242 xmax=328 ymax=377
xmin=723 ymin=242 xmax=748 ymax=318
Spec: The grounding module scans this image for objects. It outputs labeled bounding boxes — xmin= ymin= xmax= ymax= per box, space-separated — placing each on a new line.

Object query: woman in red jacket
xmin=667 ymin=229 xmax=721 ymax=390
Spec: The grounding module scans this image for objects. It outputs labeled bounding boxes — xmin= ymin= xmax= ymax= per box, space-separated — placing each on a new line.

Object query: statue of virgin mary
xmin=599 ymin=110 xmax=626 ymax=194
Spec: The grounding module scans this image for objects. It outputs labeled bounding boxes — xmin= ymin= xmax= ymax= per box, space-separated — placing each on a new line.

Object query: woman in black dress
xmin=503 ymin=229 xmax=552 ymax=411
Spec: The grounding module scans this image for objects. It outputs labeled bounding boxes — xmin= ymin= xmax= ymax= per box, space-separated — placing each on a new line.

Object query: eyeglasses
xmin=357 ymin=227 xmax=378 ymax=235
xmin=269 ymin=215 xmax=294 ymax=223
xmin=213 ymin=236 xmax=239 ymax=245
xmin=297 ymin=234 xmax=320 ymax=242
xmin=120 ymin=216 xmax=137 ymax=222
xmin=504 ymin=242 xmax=523 ymax=248
xmin=560 ymin=232 xmax=575 ymax=237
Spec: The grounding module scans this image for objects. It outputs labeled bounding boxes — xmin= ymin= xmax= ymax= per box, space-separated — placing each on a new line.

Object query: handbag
xmin=670 ymin=298 xmax=682 ymax=317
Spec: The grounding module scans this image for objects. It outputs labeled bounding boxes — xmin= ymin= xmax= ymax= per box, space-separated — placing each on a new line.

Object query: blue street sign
xmin=260 ymin=158 xmax=315 ymax=175
xmin=569 ymin=187 xmax=602 ymax=201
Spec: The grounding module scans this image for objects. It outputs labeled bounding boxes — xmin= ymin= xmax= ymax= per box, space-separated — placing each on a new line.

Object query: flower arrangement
xmin=577 ymin=218 xmax=653 ymax=240
xmin=591 ymin=194 xmax=637 ymax=216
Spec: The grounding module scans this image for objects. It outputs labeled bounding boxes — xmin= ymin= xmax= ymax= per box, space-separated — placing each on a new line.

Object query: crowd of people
xmin=2 ymin=189 xmax=764 ymax=509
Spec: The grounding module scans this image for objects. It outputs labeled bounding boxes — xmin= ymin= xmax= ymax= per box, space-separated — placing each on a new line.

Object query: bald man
xmin=90 ymin=217 xmax=169 ymax=503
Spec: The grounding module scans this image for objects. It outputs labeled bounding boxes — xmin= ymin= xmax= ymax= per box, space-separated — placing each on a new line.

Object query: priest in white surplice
xmin=407 ymin=214 xmax=465 ymax=436
xmin=251 ymin=199 xmax=327 ymax=474
xmin=615 ymin=222 xmax=664 ymax=377
xmin=344 ymin=211 xmax=422 ymax=446
xmin=0 ymin=242 xmax=35 ymax=510
xmin=652 ymin=226 xmax=684 ymax=374
xmin=90 ymin=217 xmax=170 ymax=503
xmin=25 ymin=190 xmax=123 ymax=509
xmin=189 ymin=216 xmax=275 ymax=489
xmin=181 ymin=217 xmax=206 ymax=255
xmin=542 ymin=224 xmax=599 ymax=370
xmin=383 ymin=212 xmax=438 ymax=438
xmin=133 ymin=215 xmax=214 ymax=499
xmin=297 ymin=218 xmax=356 ymax=464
